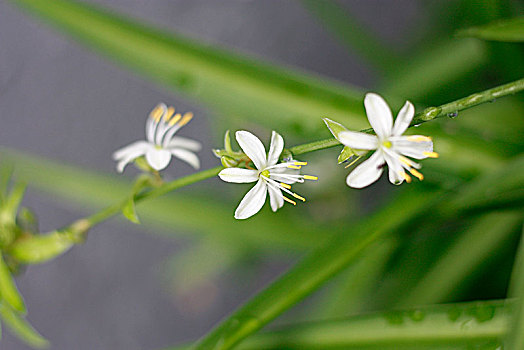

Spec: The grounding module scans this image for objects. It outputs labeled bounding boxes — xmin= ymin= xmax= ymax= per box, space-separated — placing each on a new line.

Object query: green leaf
xmin=121 ymin=175 xmax=156 ymax=224
xmin=0 ymin=302 xmax=49 ymax=349
xmin=10 ymin=0 xmax=368 ymax=135
xmin=457 ymin=17 xmax=524 ymax=42
xmin=171 ymin=300 xmax=508 ymax=350
xmin=122 ymin=198 xmax=140 ymax=224
xmin=8 ymin=231 xmax=76 ymax=264
xmin=397 ymin=211 xmax=523 ymax=306
xmin=0 ymin=255 xmax=25 ymax=313
xmin=505 ymin=225 xmax=524 ymax=349
xmin=193 ymin=187 xmax=443 ymax=349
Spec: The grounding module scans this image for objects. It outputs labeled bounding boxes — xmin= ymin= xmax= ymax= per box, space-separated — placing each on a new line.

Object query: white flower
xmin=113 ymin=103 xmax=202 ymax=172
xmin=339 ymin=93 xmax=439 ymax=188
xmin=219 ymin=131 xmax=317 ymax=220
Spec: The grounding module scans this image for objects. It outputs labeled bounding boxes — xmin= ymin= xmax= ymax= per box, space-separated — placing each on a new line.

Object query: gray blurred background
xmin=0 ymin=1 xmax=419 ymax=349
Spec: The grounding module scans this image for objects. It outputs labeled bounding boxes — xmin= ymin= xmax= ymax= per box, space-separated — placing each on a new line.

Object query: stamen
xmin=177 ymin=112 xmax=194 ymax=127
xmin=149 ymin=105 xmax=164 ymax=122
xmin=168 ymin=113 xmax=182 ymax=126
xmin=287 ymin=165 xmax=302 ymax=170
xmin=344 ymin=155 xmax=362 ymax=169
xmin=164 ymin=106 xmax=175 ymax=121
xmin=292 ymin=193 xmax=306 ymax=202
xmin=280 ymin=183 xmax=291 ymax=189
xmin=293 ymin=161 xmax=308 ymax=166
xmin=423 ymin=151 xmax=439 ymax=158
xmin=283 ymin=196 xmax=296 ymax=205
xmin=407 ymin=136 xmax=432 ymax=142
xmin=408 ymin=168 xmax=424 ymax=181
xmin=401 ymin=171 xmax=412 ymax=183
xmin=303 ymin=175 xmax=318 ymax=181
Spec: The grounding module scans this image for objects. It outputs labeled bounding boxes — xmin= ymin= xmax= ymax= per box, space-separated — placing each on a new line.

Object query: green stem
xmin=65 ymin=77 xmax=524 ymax=234
xmin=290 ymin=77 xmax=524 ymax=156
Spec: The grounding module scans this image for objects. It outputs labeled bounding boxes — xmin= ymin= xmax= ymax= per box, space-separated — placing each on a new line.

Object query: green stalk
xmin=290 ymin=77 xmax=524 ymax=156
xmin=505 ymin=225 xmax=524 ymax=349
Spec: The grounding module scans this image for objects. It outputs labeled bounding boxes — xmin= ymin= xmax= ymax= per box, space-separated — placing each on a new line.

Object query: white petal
xmin=267 ymin=184 xmax=284 ymax=212
xmin=382 ymin=149 xmax=405 ymax=185
xmin=112 ymin=140 xmax=150 ymax=160
xmin=346 ymin=151 xmax=385 ymax=188
xmin=170 ymin=148 xmax=200 ymax=169
xmin=218 ymin=168 xmax=258 ymax=183
xmin=234 ymin=179 xmax=267 ymax=220
xmin=145 ymin=148 xmax=172 ymax=171
xmin=270 ymin=167 xmax=300 ymax=184
xmin=338 ymin=131 xmax=379 ymax=150
xmin=391 ymin=136 xmax=433 ymax=159
xmin=146 ymin=103 xmax=167 ymax=143
xmin=392 ymin=101 xmax=415 ymax=136
xmin=165 ymin=136 xmax=202 ymax=152
xmin=236 ymin=131 xmax=267 ymax=170
xmin=364 ymin=93 xmax=393 ymax=140
xmin=267 ymin=131 xmax=284 ymax=166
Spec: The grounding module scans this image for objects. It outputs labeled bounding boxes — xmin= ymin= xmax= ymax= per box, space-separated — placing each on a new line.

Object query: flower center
xmin=260 ymin=170 xmax=270 ymax=178
xmin=155 ymin=144 xmax=163 ymax=150
xmin=382 ymin=140 xmax=392 ymax=148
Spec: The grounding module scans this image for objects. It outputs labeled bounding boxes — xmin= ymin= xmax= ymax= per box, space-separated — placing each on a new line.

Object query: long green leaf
xmin=0 ymin=255 xmax=25 ymax=313
xmin=398 ymin=211 xmax=523 ymax=306
xmin=1 ymin=148 xmax=327 ymax=251
xmin=193 ymin=186 xmax=442 ymax=349
xmin=10 ymin=0 xmax=368 ymax=134
xmin=457 ymin=17 xmax=524 ymax=42
xmin=505 ymin=225 xmax=524 ymax=349
xmin=171 ymin=300 xmax=508 ymax=350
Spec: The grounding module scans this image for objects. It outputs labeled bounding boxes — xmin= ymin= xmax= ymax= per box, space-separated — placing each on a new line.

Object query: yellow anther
xmin=423 ymin=151 xmax=439 ymax=158
xmin=407 ymin=136 xmax=432 ymax=142
xmin=164 ymin=106 xmax=175 ymax=121
xmin=149 ymin=105 xmax=164 ymax=122
xmin=283 ymin=196 xmax=296 ymax=205
xmin=292 ymin=193 xmax=306 ymax=202
xmin=280 ymin=183 xmax=291 ymax=189
xmin=399 ymin=156 xmax=412 ymax=167
xmin=168 ymin=113 xmax=182 ymax=126
xmin=293 ymin=161 xmax=308 ymax=166
xmin=401 ymin=172 xmax=412 ymax=183
xmin=303 ymin=175 xmax=318 ymax=181
xmin=177 ymin=112 xmax=194 ymax=127
xmin=287 ymin=165 xmax=301 ymax=170
xmin=409 ymin=168 xmax=424 ymax=181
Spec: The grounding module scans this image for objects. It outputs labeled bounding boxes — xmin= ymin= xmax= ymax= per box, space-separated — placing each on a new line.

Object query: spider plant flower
xmin=219 ymin=131 xmax=317 ymax=220
xmin=113 ymin=103 xmax=201 ymax=172
xmin=339 ymin=93 xmax=438 ymax=188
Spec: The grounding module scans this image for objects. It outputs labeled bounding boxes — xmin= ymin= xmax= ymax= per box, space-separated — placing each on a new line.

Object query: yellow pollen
xmin=164 ymin=106 xmax=175 ymax=121
xmin=280 ymin=183 xmax=291 ymax=189
xmin=407 ymin=136 xmax=432 ymax=142
xmin=283 ymin=196 xmax=296 ymax=205
xmin=287 ymin=165 xmax=301 ymax=170
xmin=399 ymin=156 xmax=412 ymax=167
xmin=303 ymin=175 xmax=318 ymax=181
xmin=292 ymin=193 xmax=306 ymax=202
xmin=260 ymin=170 xmax=270 ymax=178
xmin=409 ymin=168 xmax=424 ymax=181
xmin=168 ymin=113 xmax=182 ymax=126
xmin=423 ymin=151 xmax=439 ymax=158
xmin=382 ymin=140 xmax=392 ymax=148
xmin=293 ymin=161 xmax=307 ymax=166
xmin=177 ymin=112 xmax=194 ymax=127
xmin=149 ymin=105 xmax=164 ymax=122
xmin=401 ymin=172 xmax=412 ymax=183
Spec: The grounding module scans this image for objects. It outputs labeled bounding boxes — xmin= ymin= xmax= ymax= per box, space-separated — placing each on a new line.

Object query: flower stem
xmin=65 ymin=77 xmax=524 ymax=235
xmin=290 ymin=77 xmax=524 ymax=156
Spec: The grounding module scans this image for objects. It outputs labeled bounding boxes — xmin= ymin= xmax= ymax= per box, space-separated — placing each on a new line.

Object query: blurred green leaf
xmin=300 ymin=0 xmax=400 ymax=73
xmin=457 ymin=17 xmax=524 ymax=42
xmin=505 ymin=225 xmax=524 ymax=349
xmin=0 ymin=302 xmax=48 ymax=349
xmin=193 ymin=187 xmax=442 ymax=349
xmin=1 ymin=148 xmax=328 ymax=251
xmin=9 ymin=231 xmax=76 ymax=265
xmin=10 ymin=0 xmax=369 ymax=135
xmin=0 ymin=255 xmax=25 ymax=313
xmin=172 ymin=300 xmax=508 ymax=350
xmin=397 ymin=211 xmax=522 ymax=306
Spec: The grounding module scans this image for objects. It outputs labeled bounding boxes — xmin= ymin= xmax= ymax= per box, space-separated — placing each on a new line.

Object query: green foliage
xmin=457 ymin=16 xmax=524 ymax=42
